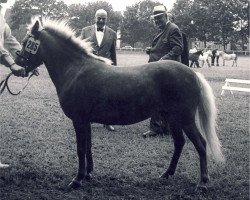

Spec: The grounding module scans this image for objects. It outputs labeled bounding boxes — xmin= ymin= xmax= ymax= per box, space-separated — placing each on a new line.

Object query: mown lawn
xmin=0 ymin=54 xmax=249 ymax=200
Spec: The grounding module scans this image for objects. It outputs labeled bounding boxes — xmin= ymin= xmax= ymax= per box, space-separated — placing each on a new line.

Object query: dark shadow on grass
xmin=58 ymin=174 xmax=212 ymax=200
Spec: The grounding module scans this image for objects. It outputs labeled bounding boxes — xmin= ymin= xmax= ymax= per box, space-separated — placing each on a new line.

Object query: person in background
xmin=211 ymin=49 xmax=219 ymax=66
xmin=80 ymin=9 xmax=117 ymax=131
xmin=143 ymin=5 xmax=183 ymax=137
xmin=167 ymin=12 xmax=189 ymax=66
xmin=0 ymin=0 xmax=27 ymax=169
xmin=189 ymin=44 xmax=198 ymax=53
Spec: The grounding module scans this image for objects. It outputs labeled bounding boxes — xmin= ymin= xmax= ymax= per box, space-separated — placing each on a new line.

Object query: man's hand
xmin=10 ymin=64 xmax=27 ymax=77
xmin=145 ymin=47 xmax=151 ymax=55
xmin=31 ymin=68 xmax=40 ymax=76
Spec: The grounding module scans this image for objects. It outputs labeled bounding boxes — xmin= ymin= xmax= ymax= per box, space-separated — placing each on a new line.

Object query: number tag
xmin=25 ymin=37 xmax=40 ymax=54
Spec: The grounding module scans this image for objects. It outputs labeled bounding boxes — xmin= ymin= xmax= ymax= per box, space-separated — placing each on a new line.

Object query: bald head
xmin=95 ymin=9 xmax=107 ymax=18
xmin=95 ymin=9 xmax=107 ymax=29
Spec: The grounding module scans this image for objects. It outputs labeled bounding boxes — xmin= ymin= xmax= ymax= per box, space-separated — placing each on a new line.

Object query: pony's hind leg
xmin=183 ymin=122 xmax=209 ymax=190
xmin=160 ymin=119 xmax=185 ymax=179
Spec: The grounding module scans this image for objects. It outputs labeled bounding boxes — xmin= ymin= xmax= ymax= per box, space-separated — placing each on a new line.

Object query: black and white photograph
xmin=0 ymin=0 xmax=249 ymax=199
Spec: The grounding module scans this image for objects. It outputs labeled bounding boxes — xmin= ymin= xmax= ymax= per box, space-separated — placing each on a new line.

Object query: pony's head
xmin=15 ymin=18 xmax=44 ymax=72
xmin=15 ymin=17 xmax=112 ymax=72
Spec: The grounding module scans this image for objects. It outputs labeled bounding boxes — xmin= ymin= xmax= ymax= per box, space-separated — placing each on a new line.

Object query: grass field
xmin=0 ymin=54 xmax=249 ymax=200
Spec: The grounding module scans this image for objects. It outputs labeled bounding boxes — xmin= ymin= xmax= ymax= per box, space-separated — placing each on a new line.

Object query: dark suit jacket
xmin=181 ymin=32 xmax=189 ymax=66
xmin=80 ymin=25 xmax=117 ymax=65
xmin=149 ymin=22 xmax=183 ymax=63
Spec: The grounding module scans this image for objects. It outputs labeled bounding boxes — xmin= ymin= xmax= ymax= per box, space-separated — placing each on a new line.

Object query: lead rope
xmin=0 ymin=72 xmax=34 ymax=95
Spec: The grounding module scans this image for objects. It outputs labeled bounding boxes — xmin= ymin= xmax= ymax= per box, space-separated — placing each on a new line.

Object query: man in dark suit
xmin=81 ymin=9 xmax=117 ymax=66
xmin=80 ymin=9 xmax=117 ymax=131
xmin=167 ymin=12 xmax=189 ymax=66
xmin=143 ymin=5 xmax=183 ymax=137
xmin=211 ymin=49 xmax=219 ymax=66
xmin=146 ymin=5 xmax=183 ymax=62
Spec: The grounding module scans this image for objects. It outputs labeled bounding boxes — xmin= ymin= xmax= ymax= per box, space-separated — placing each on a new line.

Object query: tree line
xmin=9 ymin=0 xmax=249 ymax=50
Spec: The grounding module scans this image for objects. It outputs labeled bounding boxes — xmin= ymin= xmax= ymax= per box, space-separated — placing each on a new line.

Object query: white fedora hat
xmin=151 ymin=5 xmax=167 ymax=18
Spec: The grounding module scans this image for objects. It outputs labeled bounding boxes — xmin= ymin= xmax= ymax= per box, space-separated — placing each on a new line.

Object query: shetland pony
xmin=189 ymin=50 xmax=203 ymax=68
xmin=199 ymin=50 xmax=212 ymax=67
xmin=15 ymin=18 xmax=224 ymax=190
xmin=217 ymin=51 xmax=237 ymax=67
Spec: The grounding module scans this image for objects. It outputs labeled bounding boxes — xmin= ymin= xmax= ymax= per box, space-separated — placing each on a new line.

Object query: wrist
xmin=10 ymin=63 xmax=16 ymax=69
xmin=1 ymin=54 xmax=15 ymax=68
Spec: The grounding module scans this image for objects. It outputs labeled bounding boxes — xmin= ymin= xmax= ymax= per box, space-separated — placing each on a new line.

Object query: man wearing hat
xmin=143 ymin=5 xmax=183 ymax=137
xmin=146 ymin=5 xmax=183 ymax=62
xmin=80 ymin=9 xmax=117 ymax=131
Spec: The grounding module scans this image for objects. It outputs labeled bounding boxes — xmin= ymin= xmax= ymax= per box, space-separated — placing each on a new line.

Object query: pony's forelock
xmin=27 ymin=17 xmax=112 ymax=65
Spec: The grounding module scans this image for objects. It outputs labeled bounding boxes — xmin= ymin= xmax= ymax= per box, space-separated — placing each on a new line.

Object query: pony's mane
xmin=28 ymin=17 xmax=112 ymax=65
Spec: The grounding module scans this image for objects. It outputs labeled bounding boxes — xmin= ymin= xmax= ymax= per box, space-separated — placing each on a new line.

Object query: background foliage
xmin=8 ymin=0 xmax=249 ymax=49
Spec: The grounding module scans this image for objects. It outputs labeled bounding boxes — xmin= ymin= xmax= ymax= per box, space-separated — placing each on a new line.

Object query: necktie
xmin=97 ymin=27 xmax=104 ymax=32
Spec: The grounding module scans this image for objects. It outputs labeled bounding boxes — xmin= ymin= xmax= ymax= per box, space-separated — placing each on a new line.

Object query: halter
xmin=15 ymin=32 xmax=41 ymax=69
xmin=0 ymin=32 xmax=41 ymax=96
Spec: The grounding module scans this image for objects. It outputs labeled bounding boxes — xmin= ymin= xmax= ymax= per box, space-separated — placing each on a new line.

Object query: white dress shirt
xmin=95 ymin=25 xmax=105 ymax=46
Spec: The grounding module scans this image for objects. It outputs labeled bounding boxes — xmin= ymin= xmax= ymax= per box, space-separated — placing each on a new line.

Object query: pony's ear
xmin=31 ymin=20 xmax=41 ymax=37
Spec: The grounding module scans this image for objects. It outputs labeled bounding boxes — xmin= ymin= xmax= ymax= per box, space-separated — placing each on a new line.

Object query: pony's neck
xmin=40 ymin=32 xmax=87 ymax=93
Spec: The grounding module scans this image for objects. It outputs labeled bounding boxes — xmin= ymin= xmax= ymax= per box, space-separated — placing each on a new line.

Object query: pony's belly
xmin=90 ymin=108 xmax=153 ymax=125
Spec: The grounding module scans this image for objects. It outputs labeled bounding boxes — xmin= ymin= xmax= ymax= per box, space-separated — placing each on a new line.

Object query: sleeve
xmin=0 ymin=42 xmax=9 ymax=58
xmin=161 ymin=28 xmax=183 ymax=60
xmin=3 ymin=23 xmax=21 ymax=59
xmin=110 ymin=32 xmax=117 ymax=66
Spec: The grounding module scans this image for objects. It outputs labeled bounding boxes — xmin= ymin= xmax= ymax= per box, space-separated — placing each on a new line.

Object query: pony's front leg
xmin=201 ymin=60 xmax=205 ymax=67
xmin=232 ymin=60 xmax=236 ymax=67
xmin=206 ymin=59 xmax=211 ymax=67
xmin=85 ymin=125 xmax=93 ymax=180
xmin=68 ymin=120 xmax=92 ymax=189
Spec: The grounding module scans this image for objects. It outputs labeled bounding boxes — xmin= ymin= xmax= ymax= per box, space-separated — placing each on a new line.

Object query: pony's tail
xmin=195 ymin=72 xmax=225 ymax=163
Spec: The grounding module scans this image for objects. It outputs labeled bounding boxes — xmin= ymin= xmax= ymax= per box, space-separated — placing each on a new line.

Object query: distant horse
xmin=199 ymin=50 xmax=212 ymax=67
xmin=15 ymin=18 xmax=224 ymax=190
xmin=189 ymin=50 xmax=203 ymax=68
xmin=217 ymin=51 xmax=237 ymax=67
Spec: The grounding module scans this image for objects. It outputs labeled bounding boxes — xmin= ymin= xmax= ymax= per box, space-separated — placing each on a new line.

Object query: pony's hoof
xmin=196 ymin=183 xmax=208 ymax=193
xmin=68 ymin=179 xmax=81 ymax=190
xmin=160 ymin=172 xmax=169 ymax=179
xmin=85 ymin=173 xmax=92 ymax=181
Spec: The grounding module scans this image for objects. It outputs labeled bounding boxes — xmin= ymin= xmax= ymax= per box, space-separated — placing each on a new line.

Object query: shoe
xmin=0 ymin=162 xmax=10 ymax=169
xmin=142 ymin=130 xmax=158 ymax=138
xmin=104 ymin=125 xmax=115 ymax=131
